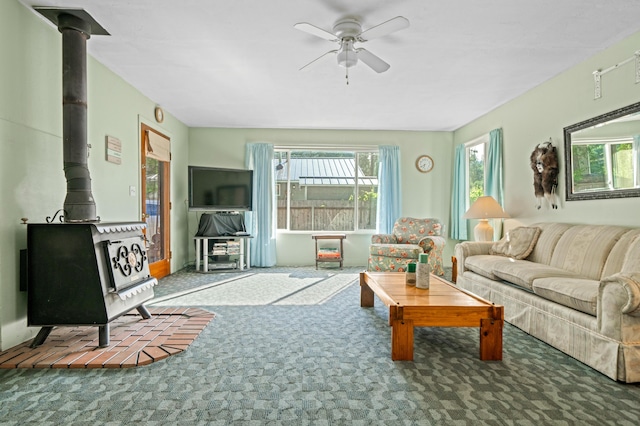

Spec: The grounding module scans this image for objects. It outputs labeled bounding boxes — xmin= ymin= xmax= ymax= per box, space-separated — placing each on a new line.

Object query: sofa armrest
xmin=598 ymin=272 xmax=640 ymax=341
xmin=371 ymin=234 xmax=397 ymax=244
xmin=418 ymin=235 xmax=446 ymax=254
xmin=454 ymin=241 xmax=495 ymax=279
xmin=600 ymin=272 xmax=640 ymax=315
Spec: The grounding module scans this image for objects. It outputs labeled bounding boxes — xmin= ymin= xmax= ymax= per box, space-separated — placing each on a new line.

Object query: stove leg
xmin=98 ymin=324 xmax=110 ymax=348
xmin=29 ymin=326 xmax=54 ymax=348
xmin=136 ymin=304 xmax=152 ymax=319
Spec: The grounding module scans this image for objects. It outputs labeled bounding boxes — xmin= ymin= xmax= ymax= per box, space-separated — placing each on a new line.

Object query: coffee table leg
xmin=391 ymin=319 xmax=414 ymax=361
xmin=479 ymin=318 xmax=503 ymax=360
xmin=360 ymin=273 xmax=374 ymax=307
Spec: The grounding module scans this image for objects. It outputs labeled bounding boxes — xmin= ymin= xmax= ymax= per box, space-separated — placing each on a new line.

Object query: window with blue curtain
xmin=245 ymin=143 xmax=277 ymax=267
xmin=450 ymin=128 xmax=504 ymax=240
xmin=450 ymin=144 xmax=468 ymax=240
xmin=376 ymin=145 xmax=401 ymax=234
xmin=273 ymin=148 xmax=379 ymax=231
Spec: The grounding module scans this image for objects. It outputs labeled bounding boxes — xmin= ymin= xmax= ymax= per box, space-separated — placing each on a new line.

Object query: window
xmin=466 ymin=134 xmax=489 ymax=205
xmin=274 ymin=149 xmax=379 ymax=231
xmin=571 ymin=138 xmax=637 ymax=192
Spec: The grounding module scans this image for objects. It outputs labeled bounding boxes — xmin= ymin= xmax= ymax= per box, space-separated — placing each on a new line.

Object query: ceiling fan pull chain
xmin=345 ymin=48 xmax=350 ymax=85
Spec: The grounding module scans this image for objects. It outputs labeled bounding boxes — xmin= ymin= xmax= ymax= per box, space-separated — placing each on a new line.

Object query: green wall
xmin=188 ymin=128 xmax=454 ymax=266
xmin=455 ymin=30 xmax=640 ymax=228
xmin=0 ymin=0 xmax=189 ymax=350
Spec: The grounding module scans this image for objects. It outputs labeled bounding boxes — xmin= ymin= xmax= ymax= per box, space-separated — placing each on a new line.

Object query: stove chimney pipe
xmin=34 ymin=8 xmax=110 ymax=222
xmin=58 ymin=13 xmax=96 ymax=222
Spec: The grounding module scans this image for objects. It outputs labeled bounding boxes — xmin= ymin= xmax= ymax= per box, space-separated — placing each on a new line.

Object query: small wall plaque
xmin=106 ymin=135 xmax=122 ymax=165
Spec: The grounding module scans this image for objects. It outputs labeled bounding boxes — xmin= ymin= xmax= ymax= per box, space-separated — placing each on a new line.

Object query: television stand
xmin=194 ymin=235 xmax=252 ymax=272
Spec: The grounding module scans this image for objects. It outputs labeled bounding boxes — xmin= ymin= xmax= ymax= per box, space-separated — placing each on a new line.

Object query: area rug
xmin=150 ymin=269 xmax=360 ymax=307
xmin=0 ymin=307 xmax=214 ymax=369
xmin=2 ymin=269 xmax=640 ymax=423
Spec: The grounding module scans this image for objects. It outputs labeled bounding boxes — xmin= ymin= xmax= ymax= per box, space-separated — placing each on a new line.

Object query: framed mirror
xmin=564 ymin=101 xmax=640 ymax=201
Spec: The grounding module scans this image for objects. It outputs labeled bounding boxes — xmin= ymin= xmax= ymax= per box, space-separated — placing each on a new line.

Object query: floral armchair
xmin=367 ymin=217 xmax=446 ymax=276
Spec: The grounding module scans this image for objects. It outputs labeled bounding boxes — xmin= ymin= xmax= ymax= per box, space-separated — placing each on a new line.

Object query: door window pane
xmin=146 ymin=157 xmax=165 ymax=263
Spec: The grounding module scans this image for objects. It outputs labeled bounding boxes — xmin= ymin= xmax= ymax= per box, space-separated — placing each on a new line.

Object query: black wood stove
xmin=27 ymin=222 xmax=156 ymax=347
xmin=25 ymin=8 xmax=156 ymax=348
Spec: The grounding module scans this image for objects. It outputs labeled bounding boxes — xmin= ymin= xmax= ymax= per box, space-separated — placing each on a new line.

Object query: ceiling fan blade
xmin=299 ymin=50 xmax=338 ymax=71
xmin=357 ymin=49 xmax=390 ymax=73
xmin=359 ymin=16 xmax=409 ymax=41
xmin=294 ymin=22 xmax=338 ymax=41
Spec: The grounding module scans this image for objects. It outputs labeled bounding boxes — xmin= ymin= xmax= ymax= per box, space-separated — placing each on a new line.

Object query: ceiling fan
xmin=294 ymin=16 xmax=410 ymax=76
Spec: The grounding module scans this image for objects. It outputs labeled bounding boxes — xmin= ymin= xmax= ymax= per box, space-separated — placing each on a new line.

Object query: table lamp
xmin=463 ymin=196 xmax=510 ymax=241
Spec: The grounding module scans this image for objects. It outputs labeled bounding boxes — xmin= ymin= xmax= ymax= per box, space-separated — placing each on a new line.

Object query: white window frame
xmin=274 ymin=146 xmax=379 ymax=232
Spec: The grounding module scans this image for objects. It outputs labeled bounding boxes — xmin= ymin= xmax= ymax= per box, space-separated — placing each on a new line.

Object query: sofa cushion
xmin=527 ymin=223 xmax=573 ymax=265
xmin=621 ymin=235 xmax=640 ymax=273
xmin=549 ymin=225 xmax=629 ymax=280
xmin=490 ymin=226 xmax=541 ymax=260
xmin=492 ymin=260 xmax=581 ymax=291
xmin=532 ymin=277 xmax=599 ymax=316
xmin=464 ymin=255 xmax=508 ymax=280
xmin=602 ymin=229 xmax=640 ymax=277
xmin=369 ymin=243 xmax=422 ymax=259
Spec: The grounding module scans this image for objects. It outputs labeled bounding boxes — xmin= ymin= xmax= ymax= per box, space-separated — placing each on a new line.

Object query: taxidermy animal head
xmin=530 ymin=141 xmax=559 ymax=210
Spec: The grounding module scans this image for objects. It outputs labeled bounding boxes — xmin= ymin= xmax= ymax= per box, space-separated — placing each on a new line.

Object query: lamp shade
xmin=463 ymin=196 xmax=510 ymax=219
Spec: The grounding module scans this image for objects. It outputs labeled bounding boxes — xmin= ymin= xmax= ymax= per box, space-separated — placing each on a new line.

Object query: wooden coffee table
xmin=360 ymin=271 xmax=503 ymax=361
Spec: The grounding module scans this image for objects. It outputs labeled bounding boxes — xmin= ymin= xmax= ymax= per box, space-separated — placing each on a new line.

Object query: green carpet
xmin=1 ymin=266 xmax=639 ymax=425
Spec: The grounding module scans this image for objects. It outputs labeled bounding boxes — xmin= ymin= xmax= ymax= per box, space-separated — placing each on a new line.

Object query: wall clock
xmin=416 ymin=155 xmax=434 ymax=173
xmin=154 ymin=106 xmax=164 ymax=123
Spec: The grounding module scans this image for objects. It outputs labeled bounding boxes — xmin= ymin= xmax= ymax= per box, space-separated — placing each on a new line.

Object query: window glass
xmin=275 ymin=149 xmax=378 ymax=231
xmin=572 ymin=140 xmax=634 ymax=192
xmin=467 ymin=142 xmax=485 ymax=204
xmin=611 ymin=143 xmax=633 ymax=189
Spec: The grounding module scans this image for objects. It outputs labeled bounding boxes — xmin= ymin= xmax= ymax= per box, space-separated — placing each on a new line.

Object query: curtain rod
xmin=592 ymin=49 xmax=640 ymax=99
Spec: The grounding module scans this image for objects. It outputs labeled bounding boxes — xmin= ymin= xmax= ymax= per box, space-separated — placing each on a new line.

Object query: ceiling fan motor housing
xmin=332 ymin=18 xmax=362 ymax=39
xmin=333 ymin=19 xmax=361 ymax=68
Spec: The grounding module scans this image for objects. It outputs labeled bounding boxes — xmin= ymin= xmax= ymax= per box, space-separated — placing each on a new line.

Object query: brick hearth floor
xmin=0 ymin=307 xmax=214 ymax=369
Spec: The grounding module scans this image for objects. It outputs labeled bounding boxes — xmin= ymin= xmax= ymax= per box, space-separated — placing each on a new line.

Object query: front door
xmin=141 ymin=123 xmax=171 ymax=279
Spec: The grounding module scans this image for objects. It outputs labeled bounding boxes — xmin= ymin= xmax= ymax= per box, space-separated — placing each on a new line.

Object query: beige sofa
xmin=454 ymin=222 xmax=640 ymax=382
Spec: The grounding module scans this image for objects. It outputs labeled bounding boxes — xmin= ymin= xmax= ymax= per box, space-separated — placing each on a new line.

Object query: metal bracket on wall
xmin=593 ymin=49 xmax=640 ymax=99
xmin=593 ymin=70 xmax=602 ymax=99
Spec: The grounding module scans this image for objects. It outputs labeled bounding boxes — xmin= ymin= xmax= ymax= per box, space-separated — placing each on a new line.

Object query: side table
xmin=311 ymin=234 xmax=346 ymax=269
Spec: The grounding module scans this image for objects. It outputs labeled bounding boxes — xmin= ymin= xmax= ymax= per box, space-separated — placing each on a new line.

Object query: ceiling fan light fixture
xmin=337 ymin=39 xmax=358 ymax=68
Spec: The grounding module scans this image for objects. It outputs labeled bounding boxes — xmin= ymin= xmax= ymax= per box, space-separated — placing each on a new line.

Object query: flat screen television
xmin=188 ymin=166 xmax=253 ymax=211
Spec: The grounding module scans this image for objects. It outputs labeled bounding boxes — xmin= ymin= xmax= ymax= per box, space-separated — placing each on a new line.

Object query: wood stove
xmin=25 ymin=8 xmax=156 ymax=348
xmin=27 ymin=222 xmax=156 ymax=347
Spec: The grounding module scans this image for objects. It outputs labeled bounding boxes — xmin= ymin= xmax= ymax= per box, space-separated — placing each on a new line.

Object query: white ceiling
xmin=19 ymin=0 xmax=640 ymax=131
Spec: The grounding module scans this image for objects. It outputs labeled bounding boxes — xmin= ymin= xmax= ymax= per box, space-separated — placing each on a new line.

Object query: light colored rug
xmin=150 ymin=270 xmax=360 ymax=307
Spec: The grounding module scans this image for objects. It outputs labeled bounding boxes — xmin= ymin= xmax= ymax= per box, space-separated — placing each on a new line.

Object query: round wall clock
xmin=416 ymin=155 xmax=434 ymax=173
xmin=154 ymin=106 xmax=164 ymax=123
